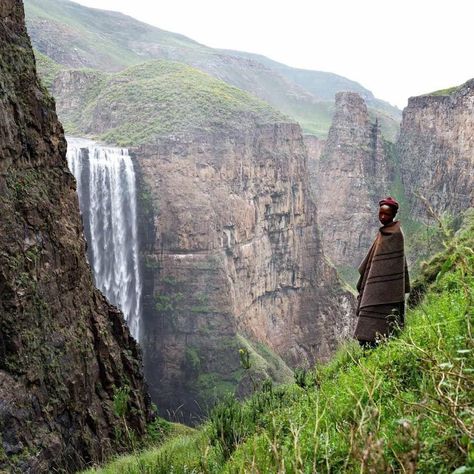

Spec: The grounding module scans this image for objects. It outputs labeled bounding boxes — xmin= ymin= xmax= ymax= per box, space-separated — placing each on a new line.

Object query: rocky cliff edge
xmin=0 ymin=2 xmax=151 ymax=472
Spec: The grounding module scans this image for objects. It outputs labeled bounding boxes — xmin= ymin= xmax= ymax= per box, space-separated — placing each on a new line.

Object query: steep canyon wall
xmin=308 ymin=92 xmax=392 ymax=273
xmin=134 ymin=124 xmax=354 ymax=420
xmin=308 ymin=82 xmax=473 ymax=281
xmin=398 ymin=80 xmax=474 ymax=220
xmin=41 ymin=57 xmax=357 ymax=420
xmin=0 ymin=3 xmax=151 ymax=472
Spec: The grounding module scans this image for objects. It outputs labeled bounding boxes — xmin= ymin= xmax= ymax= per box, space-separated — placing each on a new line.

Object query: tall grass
xmin=83 ymin=213 xmax=473 ymax=473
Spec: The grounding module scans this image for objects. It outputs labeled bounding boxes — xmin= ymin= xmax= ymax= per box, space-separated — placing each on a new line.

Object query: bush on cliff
xmin=83 ymin=210 xmax=474 ymax=473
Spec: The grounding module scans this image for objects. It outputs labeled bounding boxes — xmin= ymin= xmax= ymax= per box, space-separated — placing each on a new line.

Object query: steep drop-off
xmin=136 ymin=123 xmax=354 ymax=421
xmin=308 ymin=92 xmax=392 ymax=276
xmin=46 ymin=52 xmax=355 ymax=420
xmin=84 ymin=210 xmax=474 ymax=473
xmin=0 ymin=2 xmax=151 ymax=472
xmin=398 ymin=79 xmax=474 ymax=220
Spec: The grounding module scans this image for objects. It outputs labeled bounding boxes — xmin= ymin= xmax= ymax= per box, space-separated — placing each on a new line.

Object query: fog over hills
xmin=25 ymin=0 xmax=401 ymax=140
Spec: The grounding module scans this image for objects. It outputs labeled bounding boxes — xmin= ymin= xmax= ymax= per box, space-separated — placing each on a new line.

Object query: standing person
xmin=354 ymin=197 xmax=410 ymax=347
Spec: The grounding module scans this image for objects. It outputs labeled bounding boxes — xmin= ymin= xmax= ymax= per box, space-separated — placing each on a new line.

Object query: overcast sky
xmin=73 ymin=0 xmax=473 ymax=109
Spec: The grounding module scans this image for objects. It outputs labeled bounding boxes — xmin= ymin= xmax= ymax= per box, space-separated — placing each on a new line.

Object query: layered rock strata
xmin=309 ymin=92 xmax=392 ymax=270
xmin=0 ymin=2 xmax=151 ymax=472
xmin=398 ymin=79 xmax=474 ymax=220
xmin=135 ymin=124 xmax=354 ymax=421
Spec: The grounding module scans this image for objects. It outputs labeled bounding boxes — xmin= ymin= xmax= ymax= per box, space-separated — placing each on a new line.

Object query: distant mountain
xmin=222 ymin=50 xmax=399 ymax=112
xmin=25 ymin=0 xmax=400 ymax=139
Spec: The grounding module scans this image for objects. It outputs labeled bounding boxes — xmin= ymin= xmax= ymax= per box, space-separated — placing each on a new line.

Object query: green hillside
xmin=426 ymin=79 xmax=473 ymax=97
xmin=25 ymin=0 xmax=400 ymax=139
xmin=57 ymin=60 xmax=287 ymax=146
xmin=82 ymin=210 xmax=474 ymax=472
xmin=33 ymin=49 xmax=62 ymax=89
xmin=25 ymin=0 xmax=203 ymax=70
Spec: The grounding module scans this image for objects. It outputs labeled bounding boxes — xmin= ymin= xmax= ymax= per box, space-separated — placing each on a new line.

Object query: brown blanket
xmin=354 ymin=221 xmax=410 ymax=342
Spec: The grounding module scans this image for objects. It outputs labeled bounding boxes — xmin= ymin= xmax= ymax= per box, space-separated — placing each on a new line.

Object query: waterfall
xmin=66 ymin=137 xmax=142 ymax=341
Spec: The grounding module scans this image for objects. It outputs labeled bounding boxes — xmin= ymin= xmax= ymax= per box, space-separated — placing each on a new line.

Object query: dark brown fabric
xmin=354 ymin=221 xmax=410 ymax=342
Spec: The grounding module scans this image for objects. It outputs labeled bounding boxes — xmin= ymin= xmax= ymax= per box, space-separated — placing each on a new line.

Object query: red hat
xmin=379 ymin=196 xmax=399 ymax=210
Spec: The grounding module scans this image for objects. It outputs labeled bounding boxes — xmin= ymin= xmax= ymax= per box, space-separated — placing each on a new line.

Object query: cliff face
xmin=34 ymin=46 xmax=356 ymax=423
xmin=398 ymin=79 xmax=474 ymax=219
xmin=135 ymin=124 xmax=354 ymax=421
xmin=0 ymin=2 xmax=150 ymax=472
xmin=309 ymin=92 xmax=392 ymax=271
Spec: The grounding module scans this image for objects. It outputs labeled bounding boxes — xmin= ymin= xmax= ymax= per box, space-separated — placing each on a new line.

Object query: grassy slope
xmin=25 ymin=0 xmax=400 ymax=139
xmin=220 ymin=49 xmax=401 ymax=140
xmin=25 ymin=0 xmax=202 ymax=70
xmin=83 ymin=211 xmax=474 ymax=473
xmin=56 ymin=60 xmax=287 ymax=146
xmin=33 ymin=50 xmax=62 ymax=89
xmin=223 ymin=50 xmax=402 ymax=115
xmin=426 ymin=79 xmax=473 ymax=98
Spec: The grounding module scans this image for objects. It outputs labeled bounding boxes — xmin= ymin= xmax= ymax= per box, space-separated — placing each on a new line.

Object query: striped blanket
xmin=354 ymin=220 xmax=410 ymax=343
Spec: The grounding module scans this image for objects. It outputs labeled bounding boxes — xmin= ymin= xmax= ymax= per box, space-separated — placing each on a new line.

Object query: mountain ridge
xmin=50 ymin=59 xmax=289 ymax=146
xmin=24 ymin=0 xmax=400 ymax=139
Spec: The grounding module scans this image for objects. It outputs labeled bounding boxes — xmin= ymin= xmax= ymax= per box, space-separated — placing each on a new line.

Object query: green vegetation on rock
xmin=55 ymin=60 xmax=287 ymax=146
xmin=423 ymin=79 xmax=474 ymax=98
xmin=180 ymin=334 xmax=293 ymax=414
xmin=428 ymin=85 xmax=462 ymax=97
xmin=33 ymin=49 xmax=62 ymax=89
xmin=236 ymin=334 xmax=294 ymax=387
xmin=82 ymin=213 xmax=474 ymax=473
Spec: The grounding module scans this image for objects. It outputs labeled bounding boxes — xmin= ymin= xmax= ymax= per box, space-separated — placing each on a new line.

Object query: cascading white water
xmin=66 ymin=137 xmax=142 ymax=341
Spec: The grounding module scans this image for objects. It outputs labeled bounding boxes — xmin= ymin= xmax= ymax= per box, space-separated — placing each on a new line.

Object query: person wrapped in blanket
xmin=354 ymin=197 xmax=410 ymax=347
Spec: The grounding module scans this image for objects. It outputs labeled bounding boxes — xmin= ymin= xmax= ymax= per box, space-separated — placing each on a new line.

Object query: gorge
xmin=1 ymin=0 xmax=473 ymax=470
xmin=134 ymin=124 xmax=354 ymax=421
xmin=23 ymin=0 xmax=474 ymax=426
xmin=21 ymin=1 xmax=362 ymax=420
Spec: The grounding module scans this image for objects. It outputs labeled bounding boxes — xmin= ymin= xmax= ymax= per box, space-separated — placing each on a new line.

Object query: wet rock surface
xmin=0 ymin=2 xmax=151 ymax=472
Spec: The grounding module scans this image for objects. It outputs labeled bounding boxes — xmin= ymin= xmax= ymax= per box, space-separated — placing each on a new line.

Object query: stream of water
xmin=66 ymin=137 xmax=142 ymax=341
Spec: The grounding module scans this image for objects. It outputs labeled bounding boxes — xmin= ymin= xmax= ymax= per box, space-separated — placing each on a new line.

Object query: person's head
xmin=378 ymin=197 xmax=399 ymax=225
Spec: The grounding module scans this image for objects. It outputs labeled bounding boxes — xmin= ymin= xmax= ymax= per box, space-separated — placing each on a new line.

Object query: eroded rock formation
xmin=309 ymin=92 xmax=392 ymax=271
xmin=398 ymin=79 xmax=474 ymax=219
xmin=0 ymin=2 xmax=151 ymax=472
xmin=135 ymin=124 xmax=354 ymax=421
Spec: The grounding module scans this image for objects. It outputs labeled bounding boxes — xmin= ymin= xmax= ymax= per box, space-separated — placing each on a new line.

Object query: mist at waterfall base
xmin=66 ymin=137 xmax=142 ymax=341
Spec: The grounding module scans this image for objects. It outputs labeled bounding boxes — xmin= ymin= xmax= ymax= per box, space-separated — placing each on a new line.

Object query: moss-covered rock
xmin=0 ymin=2 xmax=152 ymax=472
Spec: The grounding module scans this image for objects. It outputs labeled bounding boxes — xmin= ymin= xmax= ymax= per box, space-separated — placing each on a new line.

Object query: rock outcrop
xmin=135 ymin=124 xmax=354 ymax=421
xmin=309 ymin=92 xmax=392 ymax=272
xmin=0 ymin=2 xmax=151 ymax=472
xmin=398 ymin=79 xmax=474 ymax=220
